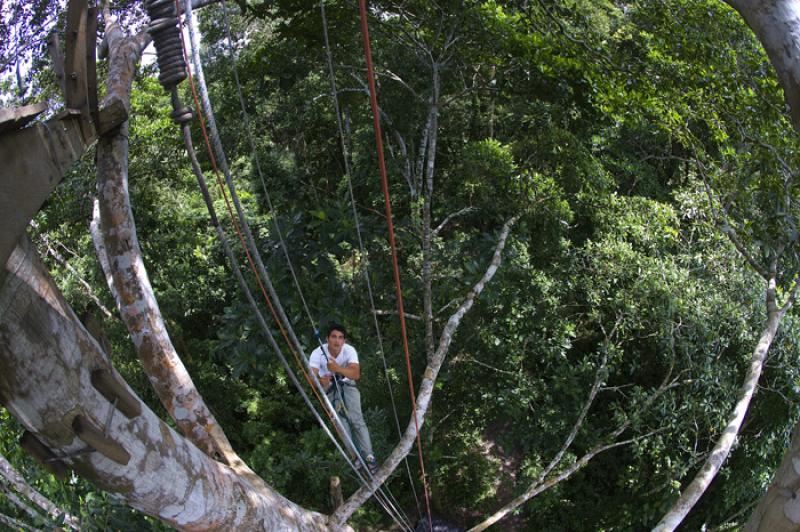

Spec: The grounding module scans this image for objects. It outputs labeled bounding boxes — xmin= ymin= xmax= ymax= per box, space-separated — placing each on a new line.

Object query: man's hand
xmin=327 ymin=359 xmax=341 ymax=373
xmin=326 ymin=361 xmax=360 ymax=380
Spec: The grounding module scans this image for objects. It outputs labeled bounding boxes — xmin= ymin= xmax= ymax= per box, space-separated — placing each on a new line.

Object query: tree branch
xmin=372 ymin=309 xmax=423 ymax=321
xmin=331 ymin=212 xmax=522 ymax=524
xmin=0 ymin=453 xmax=80 ymax=530
xmin=39 ymin=234 xmax=115 ymax=320
xmin=0 ymin=482 xmax=44 ymax=526
xmin=471 ymin=320 xmax=681 ymax=531
xmin=654 ymin=277 xmax=783 ymax=531
xmin=432 ymin=206 xmax=477 ymax=236
xmin=95 ymin=9 xmax=238 ymax=464
xmin=695 ymin=157 xmax=769 ymax=279
xmin=0 ymin=510 xmax=41 ymax=532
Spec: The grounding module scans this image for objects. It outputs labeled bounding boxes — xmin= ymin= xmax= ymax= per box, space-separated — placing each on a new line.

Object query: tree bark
xmin=0 ymin=236 xmax=329 ymax=530
xmin=94 ymin=12 xmax=237 ymax=464
xmin=745 ymin=422 xmax=800 ymax=531
xmin=654 ymin=277 xmax=784 ymax=531
xmin=725 ymin=0 xmax=800 ymax=129
xmin=422 ymin=72 xmax=440 ymax=363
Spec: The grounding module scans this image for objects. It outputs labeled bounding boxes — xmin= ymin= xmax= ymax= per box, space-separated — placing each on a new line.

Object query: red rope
xmin=358 ymin=1 xmax=433 ymax=528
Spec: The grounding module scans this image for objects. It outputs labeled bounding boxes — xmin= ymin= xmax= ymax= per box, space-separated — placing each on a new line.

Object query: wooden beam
xmin=64 ymin=0 xmax=92 ymax=141
xmin=96 ymin=96 xmax=128 ymax=137
xmin=47 ymin=33 xmax=66 ymax=98
xmin=0 ymin=103 xmax=48 ymax=135
xmin=86 ymin=7 xmax=99 ymax=129
xmin=0 ymin=112 xmax=90 ymax=271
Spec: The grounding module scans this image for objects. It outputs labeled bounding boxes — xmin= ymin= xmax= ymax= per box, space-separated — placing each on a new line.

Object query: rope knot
xmin=170 ymin=105 xmax=193 ymax=124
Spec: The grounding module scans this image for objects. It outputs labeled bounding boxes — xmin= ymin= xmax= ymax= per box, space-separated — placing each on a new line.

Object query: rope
xmin=177 ymin=2 xmax=411 ymax=527
xmin=212 ymin=0 xmax=366 ymax=465
xmin=173 ymin=98 xmax=387 ymax=522
xmin=213 ymin=0 xmax=357 ymax=459
xmin=218 ymin=2 xmax=319 ymax=334
xmin=357 ymin=2 xmax=434 ymax=529
xmin=319 ymin=0 xmax=422 ymax=518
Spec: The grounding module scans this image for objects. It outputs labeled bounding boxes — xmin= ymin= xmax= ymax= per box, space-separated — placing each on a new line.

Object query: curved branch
xmin=330 ymin=212 xmax=522 ymax=524
xmin=0 ymin=237 xmax=328 ymax=530
xmin=94 ymin=10 xmax=237 ymax=463
xmin=654 ymin=277 xmax=785 ymax=531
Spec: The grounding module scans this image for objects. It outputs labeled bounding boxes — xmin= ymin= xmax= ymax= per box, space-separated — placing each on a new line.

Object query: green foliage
xmin=6 ymin=0 xmax=800 ymax=530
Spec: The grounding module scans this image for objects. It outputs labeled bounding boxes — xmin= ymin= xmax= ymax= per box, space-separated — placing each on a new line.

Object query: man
xmin=309 ymin=323 xmax=378 ymax=474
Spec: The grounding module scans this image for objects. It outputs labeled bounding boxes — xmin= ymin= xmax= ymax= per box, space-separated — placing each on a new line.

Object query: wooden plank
xmin=64 ymin=0 xmax=92 ymax=141
xmin=0 ymin=113 xmax=88 ymax=270
xmin=96 ymin=96 xmax=128 ymax=136
xmin=64 ymin=0 xmax=88 ymax=112
xmin=0 ymin=103 xmax=48 ymax=135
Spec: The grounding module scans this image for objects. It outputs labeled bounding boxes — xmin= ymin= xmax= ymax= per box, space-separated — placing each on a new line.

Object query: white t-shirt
xmin=309 ymin=343 xmax=359 ymax=384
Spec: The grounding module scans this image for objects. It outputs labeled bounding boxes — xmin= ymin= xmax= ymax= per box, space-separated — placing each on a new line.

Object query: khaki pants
xmin=327 ymin=383 xmax=374 ymax=459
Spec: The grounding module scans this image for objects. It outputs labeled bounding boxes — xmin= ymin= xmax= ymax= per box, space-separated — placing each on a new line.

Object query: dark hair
xmin=326 ymin=322 xmax=348 ymax=339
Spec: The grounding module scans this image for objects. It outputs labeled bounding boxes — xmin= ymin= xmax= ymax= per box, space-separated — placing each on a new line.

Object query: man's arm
xmin=326 ymin=360 xmax=361 ymax=381
xmin=312 ymin=366 xmax=332 ymax=389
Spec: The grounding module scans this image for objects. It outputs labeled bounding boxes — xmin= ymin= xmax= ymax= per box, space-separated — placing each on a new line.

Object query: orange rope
xmin=357 ymin=1 xmax=433 ymax=528
xmin=172 ymin=0 xmax=332 ymax=422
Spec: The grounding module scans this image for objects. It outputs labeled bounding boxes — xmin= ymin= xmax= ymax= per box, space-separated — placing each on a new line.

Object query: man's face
xmin=327 ymin=330 xmax=346 ymax=356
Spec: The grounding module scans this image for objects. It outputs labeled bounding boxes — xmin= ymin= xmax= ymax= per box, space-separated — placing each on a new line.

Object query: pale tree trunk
xmin=745 ymin=422 xmax=800 ymax=531
xmin=0 ymin=452 xmax=80 ymax=530
xmin=94 ymin=10 xmax=237 ymax=465
xmin=422 ymin=79 xmax=439 ymax=363
xmin=725 ymin=0 xmax=800 ymax=128
xmin=0 ymin=236 xmax=329 ymax=530
xmin=691 ymin=1 xmax=800 ymax=528
xmin=330 ymin=213 xmax=521 ymax=525
xmin=654 ymin=276 xmax=786 ymax=531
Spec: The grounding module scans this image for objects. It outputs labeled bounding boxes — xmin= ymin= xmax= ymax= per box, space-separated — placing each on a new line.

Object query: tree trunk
xmin=725 ymin=0 xmax=800 ymax=129
xmin=745 ymin=422 xmax=800 ymax=530
xmin=94 ymin=12 xmax=237 ymax=465
xmin=0 ymin=236 xmax=328 ymax=530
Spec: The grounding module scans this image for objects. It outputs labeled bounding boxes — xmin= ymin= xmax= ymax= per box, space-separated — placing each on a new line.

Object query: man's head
xmin=326 ymin=323 xmax=347 ymax=356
